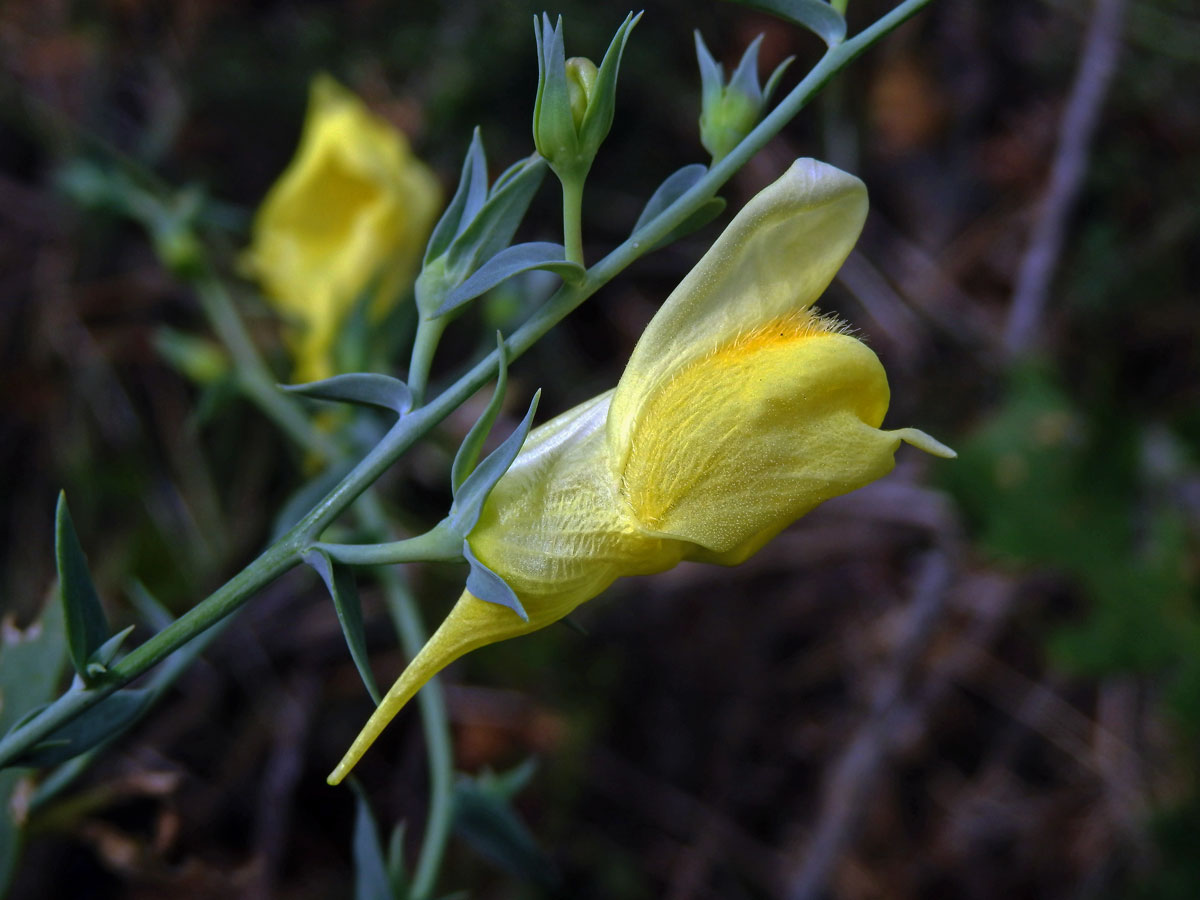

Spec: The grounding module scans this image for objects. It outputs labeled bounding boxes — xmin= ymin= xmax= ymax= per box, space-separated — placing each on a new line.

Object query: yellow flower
xmin=328 ymin=159 xmax=954 ymax=784
xmin=243 ymin=75 xmax=440 ymax=381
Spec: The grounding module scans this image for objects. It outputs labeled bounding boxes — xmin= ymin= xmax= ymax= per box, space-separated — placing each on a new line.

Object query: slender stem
xmin=353 ymin=492 xmax=454 ymax=900
xmin=408 ymin=315 xmax=447 ymax=407
xmin=561 ymin=175 xmax=585 ymax=265
xmin=0 ymin=0 xmax=935 ymax=772
xmin=193 ymin=269 xmax=340 ymax=461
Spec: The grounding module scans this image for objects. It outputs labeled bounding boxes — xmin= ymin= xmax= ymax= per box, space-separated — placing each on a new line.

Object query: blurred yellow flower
xmin=329 ymin=159 xmax=954 ymax=784
xmin=243 ymin=74 xmax=440 ymax=381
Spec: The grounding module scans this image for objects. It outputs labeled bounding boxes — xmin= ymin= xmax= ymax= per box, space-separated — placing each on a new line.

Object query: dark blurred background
xmin=2 ymin=0 xmax=1199 ymax=897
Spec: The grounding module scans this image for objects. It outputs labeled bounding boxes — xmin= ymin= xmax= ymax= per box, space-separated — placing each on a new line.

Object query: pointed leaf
xmin=633 ymin=164 xmax=709 ymax=236
xmin=305 ymin=550 xmax=381 ymax=705
xmin=728 ymin=0 xmax=847 ymax=46
xmin=351 ymin=780 xmax=396 ymax=900
xmin=451 ymin=334 xmax=508 ymax=494
xmin=10 ymin=689 xmax=154 ymax=768
xmin=437 ymin=244 xmax=583 ymax=317
xmin=533 ymin=15 xmax=577 ymax=161
xmin=482 ymin=757 xmax=539 ymax=801
xmin=425 ymin=128 xmax=489 ymax=264
xmin=447 ymin=155 xmax=547 ymax=274
xmin=463 ymin=543 xmax=528 ymax=622
xmin=55 ymin=493 xmax=110 ymax=683
xmin=578 ymin=12 xmax=642 ymax=152
xmin=86 ymin=624 xmax=136 ymax=677
xmin=449 ymin=390 xmax=541 ymax=536
xmin=282 ymin=374 xmax=412 ymax=415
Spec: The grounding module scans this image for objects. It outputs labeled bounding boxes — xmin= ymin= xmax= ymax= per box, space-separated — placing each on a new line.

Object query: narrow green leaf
xmin=86 ymin=624 xmax=136 ymax=677
xmin=451 ymin=334 xmax=509 ymax=494
xmin=449 ymin=390 xmax=541 ymax=536
xmin=282 ymin=373 xmax=413 ymax=415
xmin=463 ymin=543 xmax=528 ymax=622
xmin=425 ymin=128 xmax=488 ymax=264
xmin=304 ymin=551 xmax=381 ymax=705
xmin=447 ymin=155 xmax=547 ymax=274
xmin=727 ymin=0 xmax=847 ymax=46
xmin=55 ymin=492 xmax=110 ymax=683
xmin=633 ymin=164 xmax=709 ymax=236
xmin=10 ymin=689 xmax=154 ymax=768
xmin=351 ymin=780 xmax=396 ymax=900
xmin=437 ymin=243 xmax=583 ymax=317
xmin=727 ymin=34 xmax=766 ymax=102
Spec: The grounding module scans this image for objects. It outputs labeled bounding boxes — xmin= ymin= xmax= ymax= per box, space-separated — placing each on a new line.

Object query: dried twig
xmin=1003 ymin=0 xmax=1128 ymax=356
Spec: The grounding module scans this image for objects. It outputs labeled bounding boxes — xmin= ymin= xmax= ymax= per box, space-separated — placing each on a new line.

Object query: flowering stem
xmin=314 ymin=522 xmax=462 ymax=566
xmin=0 ymin=0 xmax=934 ymax=774
xmin=561 ymin=175 xmax=586 ymax=265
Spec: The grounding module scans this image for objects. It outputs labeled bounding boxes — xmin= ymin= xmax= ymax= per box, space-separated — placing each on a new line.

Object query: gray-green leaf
xmin=304 ymin=550 xmax=381 ymax=705
xmin=448 ymin=390 xmax=541 ymax=537
xmin=282 ymin=374 xmax=413 ymax=415
xmin=438 ymin=243 xmax=583 ymax=317
xmin=727 ymin=0 xmax=846 ymax=46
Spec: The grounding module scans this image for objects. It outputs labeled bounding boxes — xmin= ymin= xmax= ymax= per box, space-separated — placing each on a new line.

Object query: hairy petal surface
xmin=608 ymin=158 xmax=868 ymax=470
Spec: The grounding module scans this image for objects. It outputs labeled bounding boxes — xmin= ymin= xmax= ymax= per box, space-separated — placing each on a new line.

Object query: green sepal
xmin=424 ymin=128 xmax=489 ymax=266
xmin=55 ymin=492 xmax=110 ymax=685
xmin=304 ymin=550 xmax=382 ymax=705
xmin=532 ymin=14 xmax=577 ymax=169
xmin=448 ymin=388 xmax=541 ymax=537
xmin=452 ymin=760 xmax=557 ymax=888
xmin=463 ymin=542 xmax=528 ymax=622
xmin=8 ymin=689 xmax=154 ymax=768
xmin=452 ymin=334 xmax=509 ymax=494
xmin=727 ymin=0 xmax=846 ymax=46
xmin=349 ymin=778 xmax=396 ymax=900
xmin=575 ymin=12 xmax=641 ymax=160
xmin=282 ymin=373 xmax=413 ymax=416
xmin=437 ymin=243 xmax=583 ymax=317
xmin=84 ymin=624 xmax=136 ymax=679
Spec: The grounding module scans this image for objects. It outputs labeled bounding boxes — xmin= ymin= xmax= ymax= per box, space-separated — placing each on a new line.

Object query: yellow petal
xmin=619 ymin=324 xmax=907 ymax=563
xmin=468 ymin=389 xmax=685 ymax=620
xmin=608 ymin=158 xmax=867 ymax=471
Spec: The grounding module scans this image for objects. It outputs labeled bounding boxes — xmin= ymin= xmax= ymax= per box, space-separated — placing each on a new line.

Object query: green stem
xmin=192 ymin=269 xmax=340 ymax=461
xmin=353 ymin=492 xmax=454 ymax=900
xmin=0 ymin=0 xmax=934 ymax=773
xmin=561 ymin=175 xmax=585 ymax=266
xmin=408 ymin=315 xmax=447 ymax=408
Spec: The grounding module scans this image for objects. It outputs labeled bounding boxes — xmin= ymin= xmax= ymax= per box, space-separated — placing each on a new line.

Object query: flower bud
xmin=696 ymin=32 xmax=793 ymax=163
xmin=565 ymin=57 xmax=599 ymax=129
